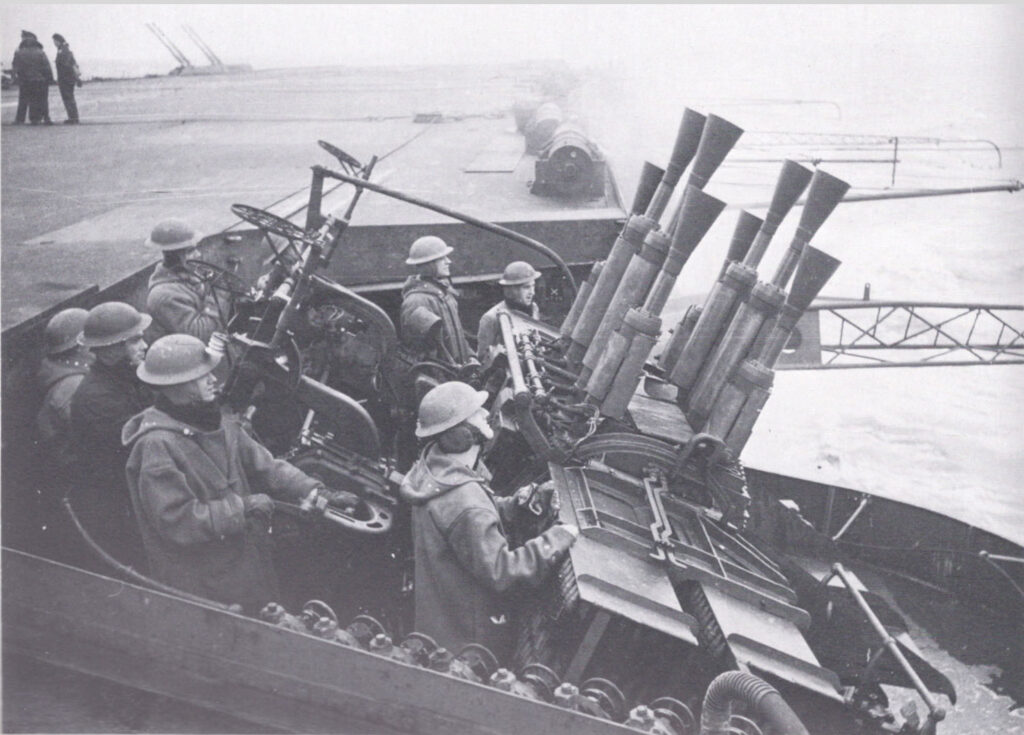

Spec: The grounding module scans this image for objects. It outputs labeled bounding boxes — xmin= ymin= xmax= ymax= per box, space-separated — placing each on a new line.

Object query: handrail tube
xmin=739 ymin=180 xmax=1022 ymax=209
xmin=314 ymin=166 xmax=577 ymax=296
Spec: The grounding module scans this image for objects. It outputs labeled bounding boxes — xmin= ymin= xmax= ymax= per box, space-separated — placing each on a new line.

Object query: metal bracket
xmin=643 ymin=471 xmax=674 ymax=561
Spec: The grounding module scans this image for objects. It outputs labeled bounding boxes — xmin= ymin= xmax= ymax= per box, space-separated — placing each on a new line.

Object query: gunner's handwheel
xmin=321 ymin=497 xmax=393 ymax=535
xmin=186 ymin=259 xmax=252 ymax=298
xmin=230 ymin=203 xmax=308 ymax=265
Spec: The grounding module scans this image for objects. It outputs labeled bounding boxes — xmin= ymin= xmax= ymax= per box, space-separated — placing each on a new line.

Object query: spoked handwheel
xmin=186 ymin=259 xmax=252 ymax=298
xmin=230 ymin=203 xmax=309 ymax=265
xmin=318 ymin=140 xmax=364 ymax=173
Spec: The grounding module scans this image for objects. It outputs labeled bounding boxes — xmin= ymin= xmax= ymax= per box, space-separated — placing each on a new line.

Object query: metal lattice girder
xmin=777 ymin=300 xmax=1024 ymax=369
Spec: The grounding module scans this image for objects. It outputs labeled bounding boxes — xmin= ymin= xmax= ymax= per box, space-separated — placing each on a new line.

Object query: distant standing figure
xmin=11 ymin=30 xmax=53 ymax=124
xmin=476 ymin=261 xmax=541 ymax=364
xmin=11 ymin=31 xmax=36 ymax=124
xmin=52 ymin=33 xmax=81 ymax=124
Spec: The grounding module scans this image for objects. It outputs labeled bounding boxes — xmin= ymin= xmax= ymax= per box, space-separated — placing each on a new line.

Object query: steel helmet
xmin=146 ymin=218 xmax=199 ymax=252
xmin=79 ymin=302 xmax=152 ymax=348
xmin=44 ymin=308 xmax=89 ymax=355
xmin=498 ymin=261 xmax=540 ymax=286
xmin=405 ymin=236 xmax=453 ymax=266
xmin=415 ymin=381 xmax=488 ymax=438
xmin=137 ymin=334 xmax=221 ymax=386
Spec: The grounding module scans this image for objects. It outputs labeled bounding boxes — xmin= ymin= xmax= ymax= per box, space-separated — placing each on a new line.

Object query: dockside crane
xmin=145 ymin=22 xmax=193 ymax=71
xmin=182 ymin=24 xmax=224 ymax=69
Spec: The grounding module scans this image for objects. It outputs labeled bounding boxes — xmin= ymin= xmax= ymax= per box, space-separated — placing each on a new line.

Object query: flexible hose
xmin=62 ymin=497 xmax=237 ymax=612
xmin=700 ymin=671 xmax=808 ymax=735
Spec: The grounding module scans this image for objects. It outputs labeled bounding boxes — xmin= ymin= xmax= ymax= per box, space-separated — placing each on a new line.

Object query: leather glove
xmin=515 ymin=480 xmax=559 ymax=517
xmin=323 ymin=489 xmax=360 ymax=512
xmin=243 ymin=493 xmax=274 ymax=520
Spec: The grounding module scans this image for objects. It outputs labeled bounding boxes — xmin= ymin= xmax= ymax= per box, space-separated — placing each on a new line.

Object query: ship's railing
xmin=823 ymin=563 xmax=945 ymax=734
xmin=777 ymin=300 xmax=1024 ymax=369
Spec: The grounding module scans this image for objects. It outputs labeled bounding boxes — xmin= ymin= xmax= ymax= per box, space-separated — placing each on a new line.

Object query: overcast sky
xmin=3 ymin=4 xmax=1020 ymax=76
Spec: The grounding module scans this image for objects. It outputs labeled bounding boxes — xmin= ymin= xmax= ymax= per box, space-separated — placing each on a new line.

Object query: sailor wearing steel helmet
xmin=399 ymin=236 xmax=473 ymax=366
xmin=476 ymin=261 xmax=542 ymax=363
xmin=145 ymin=219 xmax=231 ymax=346
xmin=36 ymin=308 xmax=93 ymax=451
xmin=123 ymin=334 xmax=355 ymax=613
xmin=399 ymin=381 xmax=578 ymax=661
xmin=69 ymin=301 xmax=153 ymax=568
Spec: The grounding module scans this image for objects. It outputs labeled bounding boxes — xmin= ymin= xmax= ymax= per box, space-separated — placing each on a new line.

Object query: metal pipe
xmin=829 ymin=564 xmax=946 ymax=728
xmin=498 ymin=311 xmax=529 ymax=397
xmin=316 ymin=166 xmax=577 ymax=297
xmin=831 ymin=495 xmax=870 ymax=541
xmin=740 ymin=180 xmax=1022 ymax=209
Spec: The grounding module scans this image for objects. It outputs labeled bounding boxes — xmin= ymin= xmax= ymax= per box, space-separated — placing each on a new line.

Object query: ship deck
xmin=1 ymin=63 xmax=622 ymax=329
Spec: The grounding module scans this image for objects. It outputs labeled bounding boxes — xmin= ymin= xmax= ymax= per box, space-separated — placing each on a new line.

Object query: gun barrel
xmin=684 ymin=114 xmax=744 ymax=192
xmin=567 ymin=214 xmax=657 ymax=363
xmin=759 ymin=245 xmax=841 ymax=366
xmin=645 ymin=109 xmax=707 ymax=221
xmin=644 ymin=186 xmax=726 ymax=315
xmin=722 ymin=211 xmax=763 ymax=278
xmin=685 ymin=280 xmax=785 ymax=428
xmin=559 ymin=261 xmax=603 ymax=340
xmin=742 ymin=160 xmax=813 ymax=269
xmin=659 ymin=305 xmax=701 ymax=374
xmin=632 ymin=162 xmax=667 ymax=216
xmin=770 ymin=169 xmax=850 ymax=288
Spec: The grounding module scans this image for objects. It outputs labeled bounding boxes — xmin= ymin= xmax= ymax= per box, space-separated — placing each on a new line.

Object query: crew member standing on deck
xmin=123 ymin=334 xmax=355 ymax=613
xmin=52 ymin=33 xmax=81 ymax=124
xmin=11 ymin=31 xmax=53 ymax=125
xmin=11 ymin=31 xmax=37 ymax=124
xmin=399 ymin=236 xmax=473 ymax=368
xmin=69 ymin=302 xmax=152 ymax=568
xmin=475 ymin=261 xmax=541 ymax=364
xmin=400 ymin=381 xmax=578 ymax=661
xmin=145 ymin=219 xmax=230 ymax=346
